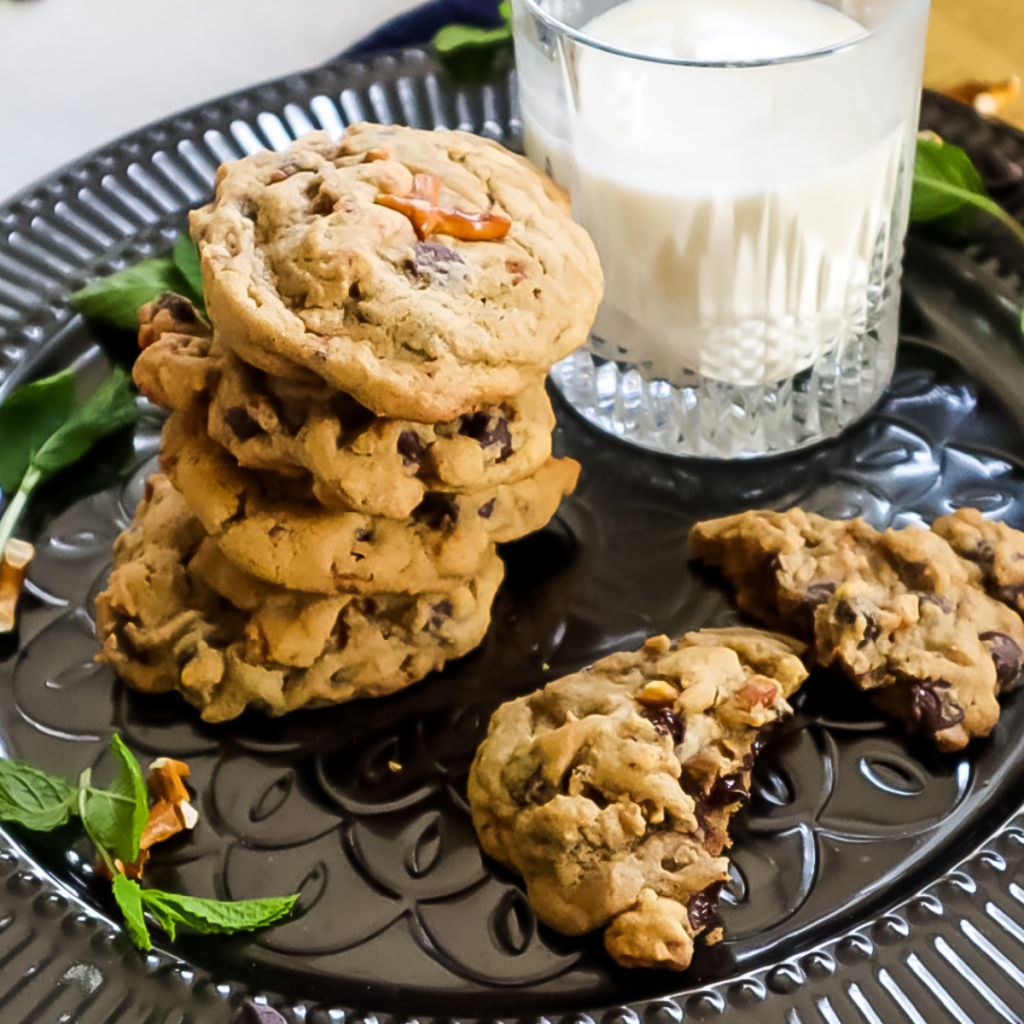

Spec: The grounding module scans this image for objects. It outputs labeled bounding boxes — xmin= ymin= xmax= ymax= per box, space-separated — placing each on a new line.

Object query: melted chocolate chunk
xmin=687 ymin=881 xmax=725 ymax=932
xmin=458 ymin=412 xmax=514 ymax=462
xmin=909 ymin=678 xmax=964 ymax=736
xmin=397 ymin=430 xmax=425 ymax=468
xmin=997 ymin=582 xmax=1024 ymax=610
xmin=981 ymin=631 xmax=1023 ymax=691
xmin=430 ymin=600 xmax=454 ymax=629
xmin=224 ymin=406 xmax=264 ymax=442
xmin=412 ymin=493 xmax=460 ymax=531
xmin=154 ymin=291 xmax=198 ymax=325
xmin=478 ymin=499 xmax=496 ymax=519
xmin=703 ymin=773 xmax=750 ymax=810
xmin=644 ymin=708 xmax=685 ymax=744
xmin=834 ymin=600 xmax=857 ymax=626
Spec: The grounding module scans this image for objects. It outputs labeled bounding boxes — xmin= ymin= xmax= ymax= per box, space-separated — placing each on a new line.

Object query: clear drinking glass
xmin=511 ymin=0 xmax=931 ymax=458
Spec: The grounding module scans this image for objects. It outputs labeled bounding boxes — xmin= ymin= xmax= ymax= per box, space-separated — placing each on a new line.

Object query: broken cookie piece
xmin=691 ymin=509 xmax=1024 ymax=751
xmin=467 ymin=628 xmax=807 ymax=971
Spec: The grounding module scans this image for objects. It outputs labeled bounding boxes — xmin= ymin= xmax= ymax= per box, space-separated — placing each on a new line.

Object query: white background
xmin=0 ymin=0 xmax=424 ymax=201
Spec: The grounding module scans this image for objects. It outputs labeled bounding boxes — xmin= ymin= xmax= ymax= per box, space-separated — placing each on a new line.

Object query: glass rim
xmin=513 ymin=0 xmax=920 ymax=69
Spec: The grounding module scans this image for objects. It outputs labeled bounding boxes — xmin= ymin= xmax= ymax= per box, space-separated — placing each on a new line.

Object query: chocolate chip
xmin=154 ymin=291 xmax=197 ymax=324
xmin=412 ymin=493 xmax=459 ymax=531
xmin=458 ymin=412 xmax=514 ymax=462
xmin=834 ymin=601 xmax=857 ymax=626
xmin=329 ymin=393 xmax=376 ymax=439
xmin=997 ymin=582 xmax=1024 ymax=610
xmin=224 ymin=406 xmax=263 ymax=441
xmin=354 ymin=529 xmax=374 ymax=543
xmin=644 ymin=708 xmax=684 ymax=744
xmin=981 ymin=631 xmax=1023 ymax=691
xmin=703 ymin=773 xmax=750 ymax=810
xmin=410 ymin=241 xmax=465 ymax=283
xmin=687 ymin=881 xmax=725 ymax=932
xmin=909 ymin=678 xmax=964 ymax=736
xmin=430 ymin=600 xmax=454 ymax=629
xmin=799 ymin=581 xmax=836 ymax=616
xmin=397 ymin=430 xmax=425 ymax=467
xmin=862 ymin=618 xmax=881 ymax=643
xmin=919 ymin=592 xmax=954 ymax=614
xmin=478 ymin=499 xmax=495 ymax=519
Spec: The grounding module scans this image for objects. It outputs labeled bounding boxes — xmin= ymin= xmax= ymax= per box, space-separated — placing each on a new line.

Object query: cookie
xmin=691 ymin=509 xmax=1024 ymax=750
xmin=95 ymin=476 xmax=503 ymax=722
xmin=934 ymin=508 xmax=1024 ymax=614
xmin=189 ymin=124 xmax=604 ymax=421
xmin=467 ymin=628 xmax=807 ymax=971
xmin=134 ymin=328 xmax=558 ymax=519
xmin=159 ymin=412 xmax=579 ymax=594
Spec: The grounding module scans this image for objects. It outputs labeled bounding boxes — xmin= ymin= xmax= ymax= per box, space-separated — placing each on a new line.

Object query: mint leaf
xmin=112 ymin=875 xmax=152 ymax=951
xmin=82 ymin=735 xmax=148 ymax=863
xmin=139 ymin=889 xmax=299 ymax=938
xmin=171 ymin=235 xmax=205 ymax=312
xmin=0 ymin=368 xmax=77 ymax=493
xmin=72 ymin=255 xmax=189 ymax=331
xmin=434 ymin=22 xmax=512 ymax=56
xmin=30 ymin=367 xmax=138 ymax=482
xmin=912 ymin=137 xmax=989 ymax=226
xmin=911 ymin=136 xmax=1024 ymax=249
xmin=0 ymin=759 xmax=77 ymax=831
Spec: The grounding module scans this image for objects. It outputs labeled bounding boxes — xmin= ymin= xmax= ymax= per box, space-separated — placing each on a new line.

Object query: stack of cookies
xmin=95 ymin=124 xmax=603 ymax=722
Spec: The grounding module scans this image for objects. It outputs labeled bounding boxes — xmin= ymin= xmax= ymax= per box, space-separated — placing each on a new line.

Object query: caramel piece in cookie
xmin=468 ymin=628 xmax=807 ymax=971
xmin=159 ymin=412 xmax=578 ymax=595
xmin=95 ymin=476 xmax=503 ymax=721
xmin=691 ymin=509 xmax=1024 ymax=750
xmin=135 ymin=330 xmax=557 ymax=519
xmin=189 ymin=124 xmax=603 ymax=420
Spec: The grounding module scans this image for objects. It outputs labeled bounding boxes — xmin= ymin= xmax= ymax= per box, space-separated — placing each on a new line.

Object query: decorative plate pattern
xmin=2 ymin=47 xmax=1024 ymax=1024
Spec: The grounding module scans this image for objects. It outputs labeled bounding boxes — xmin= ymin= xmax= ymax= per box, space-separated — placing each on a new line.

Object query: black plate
xmin=2 ymin=48 xmax=1024 ymax=1024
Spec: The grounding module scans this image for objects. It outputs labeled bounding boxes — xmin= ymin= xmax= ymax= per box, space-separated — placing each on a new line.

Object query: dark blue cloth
xmin=345 ymin=0 xmax=502 ymax=56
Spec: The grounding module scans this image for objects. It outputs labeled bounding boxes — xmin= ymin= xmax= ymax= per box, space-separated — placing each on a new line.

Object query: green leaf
xmin=139 ymin=889 xmax=299 ymax=938
xmin=171 ymin=234 xmax=206 ymax=313
xmin=82 ymin=735 xmax=148 ymax=864
xmin=433 ymin=21 xmax=512 ymax=57
xmin=911 ymin=135 xmax=1024 ymax=250
xmin=0 ymin=368 xmax=77 ymax=493
xmin=30 ymin=367 xmax=138 ymax=482
xmin=911 ymin=137 xmax=989 ymax=226
xmin=112 ymin=875 xmax=152 ymax=951
xmin=72 ymin=255 xmax=190 ymax=331
xmin=0 ymin=759 xmax=77 ymax=831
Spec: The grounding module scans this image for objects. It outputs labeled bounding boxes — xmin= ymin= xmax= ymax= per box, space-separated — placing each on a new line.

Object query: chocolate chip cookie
xmin=134 ymin=327 xmax=558 ymax=519
xmin=189 ymin=124 xmax=604 ymax=421
xmin=691 ymin=509 xmax=1024 ymax=750
xmin=934 ymin=508 xmax=1024 ymax=614
xmin=468 ymin=628 xmax=807 ymax=970
xmin=159 ymin=412 xmax=579 ymax=594
xmin=96 ymin=476 xmax=503 ymax=721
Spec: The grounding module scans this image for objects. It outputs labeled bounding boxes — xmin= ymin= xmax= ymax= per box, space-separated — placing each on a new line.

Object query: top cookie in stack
xmin=95 ymin=124 xmax=603 ymax=722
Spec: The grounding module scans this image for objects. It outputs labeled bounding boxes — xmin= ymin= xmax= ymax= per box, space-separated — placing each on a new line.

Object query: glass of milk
xmin=511 ymin=0 xmax=931 ymax=458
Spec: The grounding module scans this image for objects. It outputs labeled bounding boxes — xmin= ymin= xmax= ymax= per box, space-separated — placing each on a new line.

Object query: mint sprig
xmin=71 ymin=233 xmax=206 ymax=331
xmin=0 ymin=737 xmax=299 ymax=950
xmin=0 ymin=365 xmax=138 ymax=559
